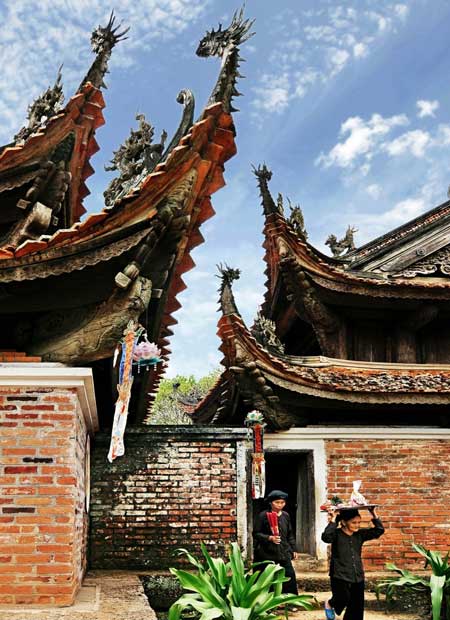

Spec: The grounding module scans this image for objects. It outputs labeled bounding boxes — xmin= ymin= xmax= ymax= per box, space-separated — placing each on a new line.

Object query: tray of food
xmin=320 ymin=504 xmax=378 ymax=512
xmin=320 ymin=481 xmax=378 ymax=512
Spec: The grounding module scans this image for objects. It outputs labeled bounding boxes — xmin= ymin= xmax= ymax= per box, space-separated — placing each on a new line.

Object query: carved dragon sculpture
xmin=79 ymin=11 xmax=129 ymax=91
xmin=286 ymin=198 xmax=307 ymax=239
xmin=251 ymin=311 xmax=285 ymax=355
xmin=104 ymin=114 xmax=167 ymax=206
xmin=196 ymin=7 xmax=254 ymax=113
xmin=217 ymin=263 xmax=241 ymax=315
xmin=326 ymin=225 xmax=357 ymax=257
xmin=15 ymin=68 xmax=64 ymax=144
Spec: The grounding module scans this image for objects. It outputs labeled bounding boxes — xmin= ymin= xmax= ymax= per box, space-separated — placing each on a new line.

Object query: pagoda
xmin=194 ymin=164 xmax=450 ymax=568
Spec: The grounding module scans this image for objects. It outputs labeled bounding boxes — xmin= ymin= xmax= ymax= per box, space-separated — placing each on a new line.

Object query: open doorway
xmin=252 ymin=451 xmax=316 ymax=556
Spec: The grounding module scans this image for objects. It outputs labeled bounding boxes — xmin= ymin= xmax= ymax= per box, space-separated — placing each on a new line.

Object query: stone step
xmin=293 ymin=554 xmax=328 ymax=573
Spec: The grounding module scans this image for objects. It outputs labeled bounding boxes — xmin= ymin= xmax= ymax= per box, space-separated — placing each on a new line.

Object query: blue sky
xmin=2 ymin=0 xmax=450 ymax=377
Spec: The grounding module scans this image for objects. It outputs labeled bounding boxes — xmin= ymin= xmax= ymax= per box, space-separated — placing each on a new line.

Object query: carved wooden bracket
xmin=279 ymin=254 xmax=345 ymax=358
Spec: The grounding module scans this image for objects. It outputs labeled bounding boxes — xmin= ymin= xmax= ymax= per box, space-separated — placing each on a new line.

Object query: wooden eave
xmin=0 ymin=82 xmax=105 ymax=224
xmin=216 ymin=311 xmax=450 ymax=406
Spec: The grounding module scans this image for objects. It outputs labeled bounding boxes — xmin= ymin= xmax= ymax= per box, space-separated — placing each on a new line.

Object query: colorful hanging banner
xmin=245 ymin=410 xmax=266 ymax=499
xmin=108 ymin=320 xmax=141 ymax=462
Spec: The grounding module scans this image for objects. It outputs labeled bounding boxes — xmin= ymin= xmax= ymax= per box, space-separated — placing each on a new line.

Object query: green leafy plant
xmin=168 ymin=542 xmax=314 ymax=620
xmin=376 ymin=543 xmax=450 ymax=620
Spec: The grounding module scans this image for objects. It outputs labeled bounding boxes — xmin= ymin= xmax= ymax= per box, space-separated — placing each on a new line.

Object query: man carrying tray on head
xmin=321 ymin=506 xmax=385 ymax=620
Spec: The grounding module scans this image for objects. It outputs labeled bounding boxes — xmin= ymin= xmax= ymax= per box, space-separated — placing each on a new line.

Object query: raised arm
xmin=360 ymin=507 xmax=385 ymax=541
xmin=321 ymin=509 xmax=338 ymax=543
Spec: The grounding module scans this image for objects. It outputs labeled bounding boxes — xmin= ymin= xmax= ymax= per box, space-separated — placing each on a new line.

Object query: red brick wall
xmin=0 ymin=386 xmax=90 ymax=605
xmin=90 ymin=427 xmax=247 ymax=569
xmin=326 ymin=439 xmax=450 ymax=570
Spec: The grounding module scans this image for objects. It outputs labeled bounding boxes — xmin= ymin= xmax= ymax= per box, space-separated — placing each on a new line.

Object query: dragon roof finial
xmin=197 ymin=6 xmax=255 ymax=113
xmin=252 ymin=163 xmax=281 ymax=216
xmin=217 ymin=263 xmax=241 ymax=316
xmin=79 ymin=11 xmax=129 ymax=91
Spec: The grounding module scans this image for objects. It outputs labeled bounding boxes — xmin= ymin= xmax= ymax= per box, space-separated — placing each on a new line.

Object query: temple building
xmin=1 ymin=8 xmax=449 ymax=611
xmin=0 ymin=11 xmax=252 ymax=606
xmin=194 ymin=164 xmax=450 ymax=569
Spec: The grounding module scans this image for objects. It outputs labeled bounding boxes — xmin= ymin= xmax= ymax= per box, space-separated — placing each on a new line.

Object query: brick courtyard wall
xmin=326 ymin=438 xmax=450 ymax=570
xmin=90 ymin=426 xmax=248 ymax=569
xmin=0 ymin=364 xmax=97 ymax=606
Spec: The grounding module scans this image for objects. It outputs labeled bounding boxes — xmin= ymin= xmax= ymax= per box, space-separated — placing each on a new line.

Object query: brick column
xmin=0 ymin=361 xmax=98 ymax=606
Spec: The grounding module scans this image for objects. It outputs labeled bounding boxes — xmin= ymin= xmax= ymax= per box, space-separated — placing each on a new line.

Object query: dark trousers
xmin=279 ymin=558 xmax=298 ymax=594
xmin=329 ymin=578 xmax=364 ymax=620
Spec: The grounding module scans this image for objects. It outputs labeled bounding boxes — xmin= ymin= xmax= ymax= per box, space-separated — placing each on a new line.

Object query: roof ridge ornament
xmin=217 ymin=263 xmax=241 ymax=316
xmin=286 ymin=197 xmax=308 ymax=240
xmin=197 ymin=6 xmax=255 ymax=114
xmin=325 ymin=225 xmax=357 ymax=258
xmin=14 ymin=67 xmax=64 ymax=144
xmin=252 ymin=163 xmax=280 ymax=216
xmin=79 ymin=10 xmax=129 ymax=91
xmin=251 ymin=311 xmax=285 ymax=355
xmin=104 ymin=113 xmax=167 ymax=207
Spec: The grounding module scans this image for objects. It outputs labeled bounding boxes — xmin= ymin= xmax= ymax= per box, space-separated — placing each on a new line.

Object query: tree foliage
xmin=148 ymin=370 xmax=220 ymax=425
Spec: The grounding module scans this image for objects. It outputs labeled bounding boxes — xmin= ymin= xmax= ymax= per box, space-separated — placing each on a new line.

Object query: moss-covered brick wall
xmin=89 ymin=426 xmax=247 ymax=569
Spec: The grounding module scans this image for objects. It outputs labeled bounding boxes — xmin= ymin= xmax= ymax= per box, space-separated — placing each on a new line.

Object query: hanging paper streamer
xmin=108 ymin=321 xmax=162 ymax=462
xmin=245 ymin=410 xmax=266 ymax=499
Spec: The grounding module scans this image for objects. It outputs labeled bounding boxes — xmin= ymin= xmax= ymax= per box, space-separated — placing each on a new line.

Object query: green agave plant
xmin=168 ymin=542 xmax=315 ymax=620
xmin=376 ymin=543 xmax=450 ymax=620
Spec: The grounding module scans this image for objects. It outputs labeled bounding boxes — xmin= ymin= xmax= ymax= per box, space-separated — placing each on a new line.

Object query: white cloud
xmin=316 ymin=113 xmax=409 ymax=168
xmin=328 ymin=48 xmax=350 ymax=75
xmin=353 ymin=42 xmax=368 ymax=58
xmin=394 ymin=4 xmax=410 ymax=20
xmin=252 ymin=74 xmax=290 ymax=114
xmin=366 ymin=184 xmax=381 ymax=199
xmin=416 ymin=99 xmax=439 ymax=118
xmin=251 ymin=3 xmax=412 ymax=119
xmin=384 ymin=129 xmax=431 ymax=157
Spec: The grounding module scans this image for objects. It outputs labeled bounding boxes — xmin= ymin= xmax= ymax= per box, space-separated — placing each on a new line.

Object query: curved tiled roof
xmin=0 ymin=83 xmax=105 ymax=226
xmin=215 ymin=311 xmax=450 ymax=404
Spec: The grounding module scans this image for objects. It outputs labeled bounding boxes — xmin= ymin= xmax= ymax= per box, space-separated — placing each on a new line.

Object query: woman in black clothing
xmin=253 ymin=489 xmax=298 ymax=594
xmin=321 ymin=507 xmax=385 ymax=620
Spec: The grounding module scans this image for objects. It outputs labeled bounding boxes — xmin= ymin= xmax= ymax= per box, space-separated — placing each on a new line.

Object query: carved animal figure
xmin=287 ymin=198 xmax=307 ymax=239
xmin=104 ymin=114 xmax=167 ymax=206
xmin=326 ymin=226 xmax=357 ymax=257
xmin=196 ymin=7 xmax=254 ymax=113
xmin=251 ymin=311 xmax=285 ymax=355
xmin=15 ymin=69 xmax=64 ymax=143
